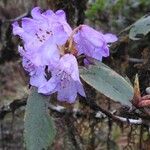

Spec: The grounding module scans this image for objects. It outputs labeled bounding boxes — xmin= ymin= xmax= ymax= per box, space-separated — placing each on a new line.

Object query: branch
xmin=0 ymin=96 xmax=148 ymax=126
xmin=0 ymin=98 xmax=26 ymax=120
xmin=49 ymin=103 xmax=144 ymax=125
xmin=128 ymin=58 xmax=144 ymax=63
xmin=1 ymin=12 xmax=29 ymax=23
xmin=79 ymin=96 xmax=148 ymax=125
xmin=115 ymin=116 xmax=142 ymax=125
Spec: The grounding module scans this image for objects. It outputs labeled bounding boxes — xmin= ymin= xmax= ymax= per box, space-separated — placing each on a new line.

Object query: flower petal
xmin=29 ymin=38 xmax=60 ymax=66
xmin=55 ymin=10 xmax=66 ymax=22
xmin=103 ymin=33 xmax=118 ymax=43
xmin=57 ymin=80 xmax=77 ymax=103
xmin=22 ymin=18 xmax=37 ymax=34
xmin=76 ymin=81 xmax=86 ymax=97
xmin=12 ymin=22 xmax=23 ymax=35
xmin=38 ymin=77 xmax=57 ymax=95
xmin=80 ymin=25 xmax=104 ymax=47
xmin=31 ymin=7 xmax=43 ymax=20
xmin=53 ymin=23 xmax=69 ymax=45
xmin=30 ymin=67 xmax=47 ymax=87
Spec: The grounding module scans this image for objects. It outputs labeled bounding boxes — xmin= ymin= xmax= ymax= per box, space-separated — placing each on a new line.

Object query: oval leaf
xmin=24 ymin=88 xmax=56 ymax=150
xmin=80 ymin=62 xmax=134 ymax=106
xmin=129 ymin=15 xmax=150 ymax=40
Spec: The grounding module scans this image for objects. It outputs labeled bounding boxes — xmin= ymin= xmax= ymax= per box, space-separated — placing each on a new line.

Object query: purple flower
xmin=74 ymin=25 xmax=117 ymax=61
xmin=12 ymin=7 xmax=119 ymax=103
xmin=12 ymin=7 xmax=72 ymax=66
xmin=38 ymin=54 xmax=85 ymax=103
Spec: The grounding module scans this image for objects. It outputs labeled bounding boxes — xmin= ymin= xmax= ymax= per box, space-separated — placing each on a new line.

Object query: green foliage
xmin=111 ymin=0 xmax=126 ymax=14
xmin=86 ymin=0 xmax=108 ymax=20
xmin=24 ymin=88 xmax=56 ymax=150
xmin=140 ymin=0 xmax=150 ymax=6
xmin=86 ymin=0 xmax=126 ymax=20
xmin=80 ymin=62 xmax=133 ymax=106
xmin=129 ymin=15 xmax=150 ymax=40
xmin=86 ymin=0 xmax=150 ymax=31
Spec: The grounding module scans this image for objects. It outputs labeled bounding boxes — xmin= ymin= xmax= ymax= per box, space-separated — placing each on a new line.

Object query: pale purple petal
xmin=31 ymin=7 xmax=43 ymax=20
xmin=57 ymin=80 xmax=77 ymax=103
xmin=12 ymin=22 xmax=34 ymax=44
xmin=103 ymin=33 xmax=118 ymax=43
xmin=62 ymin=23 xmax=72 ymax=36
xmin=59 ymin=54 xmax=76 ymax=74
xmin=43 ymin=10 xmax=55 ymax=17
xmin=21 ymin=18 xmax=37 ymax=34
xmin=55 ymin=10 xmax=66 ymax=22
xmin=30 ymin=67 xmax=47 ymax=87
xmin=76 ymin=81 xmax=86 ymax=97
xmin=38 ymin=77 xmax=57 ymax=95
xmin=28 ymin=38 xmax=60 ymax=66
xmin=91 ymin=50 xmax=103 ymax=60
xmin=18 ymin=46 xmax=25 ymax=56
xmin=80 ymin=25 xmax=104 ymax=47
xmin=93 ymin=46 xmax=109 ymax=58
xmin=55 ymin=10 xmax=72 ymax=35
xmin=12 ymin=22 xmax=23 ymax=35
xmin=22 ymin=57 xmax=36 ymax=75
xmin=53 ymin=23 xmax=69 ymax=45
xmin=74 ymin=31 xmax=94 ymax=56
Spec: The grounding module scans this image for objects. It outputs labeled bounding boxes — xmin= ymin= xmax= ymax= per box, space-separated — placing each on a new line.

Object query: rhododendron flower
xmin=12 ymin=7 xmax=72 ymax=66
xmin=38 ymin=54 xmax=85 ymax=103
xmin=12 ymin=7 xmax=118 ymax=103
xmin=74 ymin=25 xmax=117 ymax=61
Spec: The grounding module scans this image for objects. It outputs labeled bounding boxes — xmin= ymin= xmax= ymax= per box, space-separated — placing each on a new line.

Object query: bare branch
xmin=0 ymin=96 xmax=148 ymax=126
xmin=0 ymin=98 xmax=26 ymax=120
xmin=48 ymin=103 xmax=144 ymax=125
xmin=2 ymin=12 xmax=29 ymax=23
xmin=128 ymin=58 xmax=144 ymax=63
xmin=115 ymin=116 xmax=142 ymax=125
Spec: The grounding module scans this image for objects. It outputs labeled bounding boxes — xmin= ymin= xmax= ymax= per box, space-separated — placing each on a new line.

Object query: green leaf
xmin=24 ymin=88 xmax=56 ymax=150
xmin=129 ymin=15 xmax=150 ymax=40
xmin=80 ymin=62 xmax=134 ymax=106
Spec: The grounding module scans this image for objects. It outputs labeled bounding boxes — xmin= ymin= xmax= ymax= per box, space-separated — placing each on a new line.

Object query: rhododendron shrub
xmin=13 ymin=7 xmax=133 ymax=150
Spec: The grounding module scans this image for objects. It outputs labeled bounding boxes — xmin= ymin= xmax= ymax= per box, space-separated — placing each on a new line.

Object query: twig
xmin=0 ymin=122 xmax=5 ymax=149
xmin=128 ymin=58 xmax=144 ymax=63
xmin=139 ymin=125 xmax=143 ymax=149
xmin=107 ymin=101 xmax=112 ymax=150
xmin=0 ymin=98 xmax=26 ymax=120
xmin=79 ymin=96 xmax=146 ymax=125
xmin=118 ymin=24 xmax=133 ymax=36
xmin=49 ymin=103 xmax=144 ymax=125
xmin=2 ymin=12 xmax=29 ymax=23
xmin=64 ymin=114 xmax=82 ymax=150
xmin=115 ymin=116 xmax=142 ymax=125
xmin=0 ymin=97 xmax=147 ymax=126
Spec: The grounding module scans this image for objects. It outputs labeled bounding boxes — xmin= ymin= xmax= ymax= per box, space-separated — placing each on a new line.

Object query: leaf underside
xmin=129 ymin=15 xmax=150 ymax=40
xmin=24 ymin=88 xmax=56 ymax=150
xmin=80 ymin=62 xmax=134 ymax=106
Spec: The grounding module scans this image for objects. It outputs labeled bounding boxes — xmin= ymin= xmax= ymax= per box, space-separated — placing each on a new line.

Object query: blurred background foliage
xmin=86 ymin=0 xmax=150 ymax=31
xmin=0 ymin=0 xmax=150 ymax=149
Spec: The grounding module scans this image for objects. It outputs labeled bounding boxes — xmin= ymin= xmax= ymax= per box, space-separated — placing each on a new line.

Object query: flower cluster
xmin=12 ymin=7 xmax=117 ymax=103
